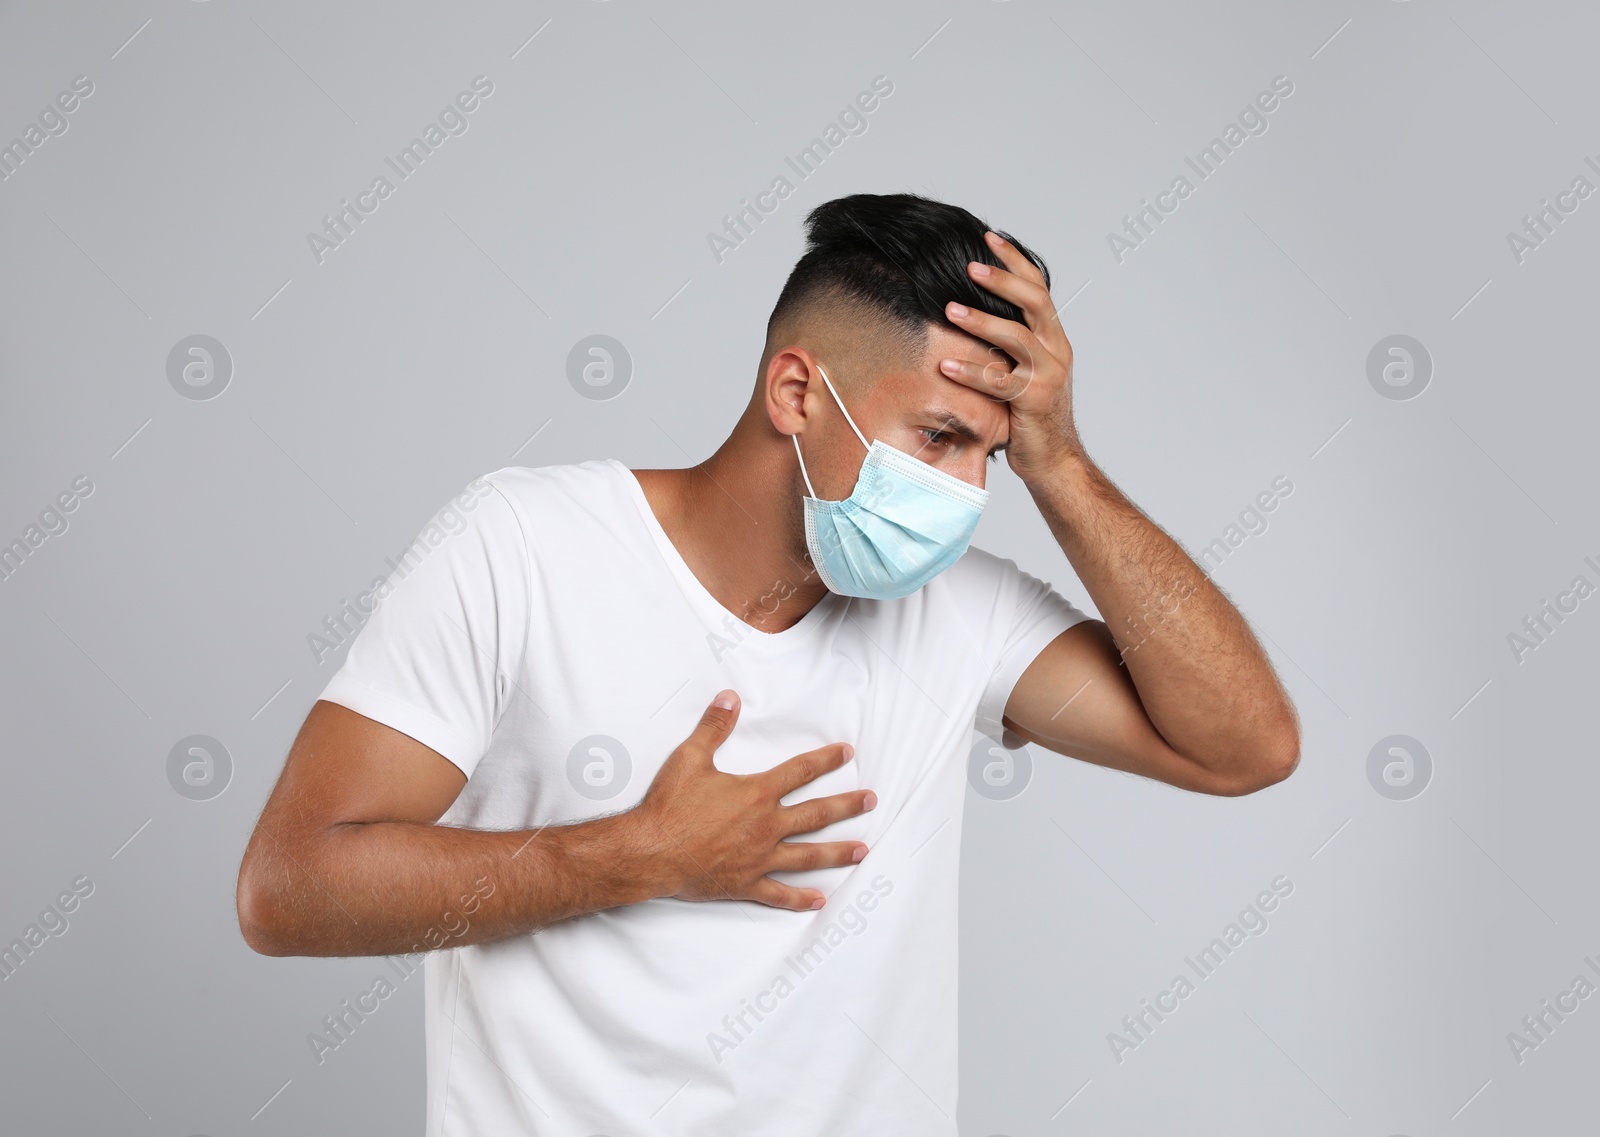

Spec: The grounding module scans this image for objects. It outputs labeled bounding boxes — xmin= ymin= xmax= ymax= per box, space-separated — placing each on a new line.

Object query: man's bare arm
xmin=1004 ymin=454 xmax=1300 ymax=795
xmin=236 ymin=693 xmax=873 ymax=957
xmin=934 ymin=229 xmax=1300 ymax=795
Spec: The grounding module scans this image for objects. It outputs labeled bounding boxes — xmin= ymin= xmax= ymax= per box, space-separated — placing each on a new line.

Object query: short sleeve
xmin=973 ymin=561 xmax=1094 ymax=741
xmin=316 ymin=475 xmax=531 ymax=779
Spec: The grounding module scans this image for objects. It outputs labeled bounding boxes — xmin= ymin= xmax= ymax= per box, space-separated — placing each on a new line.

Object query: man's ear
xmin=764 ymin=350 xmax=815 ymax=436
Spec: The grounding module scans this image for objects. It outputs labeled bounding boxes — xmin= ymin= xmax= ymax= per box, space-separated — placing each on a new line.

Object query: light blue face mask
xmin=793 ymin=364 xmax=990 ymax=600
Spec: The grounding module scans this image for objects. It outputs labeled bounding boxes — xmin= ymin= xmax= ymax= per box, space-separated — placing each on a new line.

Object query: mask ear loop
xmin=792 ymin=433 xmax=819 ymax=498
xmin=794 ymin=362 xmax=870 ymax=500
xmin=815 ymin=364 xmax=871 ymax=452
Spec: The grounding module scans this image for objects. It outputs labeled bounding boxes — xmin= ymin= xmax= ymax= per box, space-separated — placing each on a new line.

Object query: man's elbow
xmin=236 ymin=856 xmax=296 ymax=957
xmin=1255 ymin=743 xmax=1300 ymax=791
xmin=1239 ymin=727 xmax=1301 ymax=795
xmin=1199 ymin=728 xmax=1300 ymax=797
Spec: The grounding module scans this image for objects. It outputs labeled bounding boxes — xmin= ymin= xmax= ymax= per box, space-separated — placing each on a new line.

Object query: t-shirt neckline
xmin=609 ymin=459 xmax=842 ymax=647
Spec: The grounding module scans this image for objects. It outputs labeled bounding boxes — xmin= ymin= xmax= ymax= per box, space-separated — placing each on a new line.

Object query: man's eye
xmin=921 ymin=429 xmax=951 ymax=445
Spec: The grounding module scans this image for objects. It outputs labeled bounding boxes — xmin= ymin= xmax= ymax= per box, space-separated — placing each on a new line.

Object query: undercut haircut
xmin=765 ymin=192 xmax=1051 ymax=373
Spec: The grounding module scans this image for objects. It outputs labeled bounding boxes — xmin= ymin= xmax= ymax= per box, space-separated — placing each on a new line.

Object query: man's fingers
xmin=769 ymin=840 xmax=869 ymax=872
xmin=745 ymin=877 xmax=826 ymax=912
xmin=682 ymin=689 xmax=740 ymax=764
xmin=781 ymin=788 xmax=877 ymax=837
xmin=763 ymin=742 xmax=853 ymax=797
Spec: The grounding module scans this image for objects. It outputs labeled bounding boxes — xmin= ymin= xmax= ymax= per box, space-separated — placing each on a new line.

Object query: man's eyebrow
xmin=920 ymin=407 xmax=1008 ymax=454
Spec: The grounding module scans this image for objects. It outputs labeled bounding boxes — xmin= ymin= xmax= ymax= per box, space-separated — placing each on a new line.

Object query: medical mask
xmin=792 ymin=364 xmax=990 ymax=600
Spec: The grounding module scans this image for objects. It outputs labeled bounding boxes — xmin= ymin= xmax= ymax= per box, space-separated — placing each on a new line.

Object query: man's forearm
xmin=1022 ymin=450 xmax=1299 ymax=778
xmin=239 ymin=810 xmax=668 ymax=958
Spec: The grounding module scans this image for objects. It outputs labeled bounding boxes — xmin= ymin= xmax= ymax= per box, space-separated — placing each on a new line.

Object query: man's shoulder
xmin=464 ymin=458 xmax=629 ymax=526
xmin=476 ymin=457 xmax=624 ymax=503
xmin=390 ymin=459 xmax=629 ymax=586
xmin=452 ymin=459 xmax=643 ymax=561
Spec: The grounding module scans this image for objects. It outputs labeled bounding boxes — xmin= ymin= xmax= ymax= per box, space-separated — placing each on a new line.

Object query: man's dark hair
xmin=765 ymin=192 xmax=1051 ymax=370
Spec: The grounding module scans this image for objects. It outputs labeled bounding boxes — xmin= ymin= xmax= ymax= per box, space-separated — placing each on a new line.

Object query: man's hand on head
xmin=936 ymin=230 xmax=1082 ymax=483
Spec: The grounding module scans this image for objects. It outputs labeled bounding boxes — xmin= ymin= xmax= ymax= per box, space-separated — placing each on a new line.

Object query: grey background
xmin=1 ymin=0 xmax=1594 ymax=1133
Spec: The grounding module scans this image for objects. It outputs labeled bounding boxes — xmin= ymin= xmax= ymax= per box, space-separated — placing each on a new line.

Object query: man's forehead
xmin=878 ymin=365 xmax=1010 ymax=443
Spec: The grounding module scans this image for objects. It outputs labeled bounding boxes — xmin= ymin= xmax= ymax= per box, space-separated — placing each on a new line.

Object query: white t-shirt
xmin=318 ymin=458 xmax=1092 ymax=1136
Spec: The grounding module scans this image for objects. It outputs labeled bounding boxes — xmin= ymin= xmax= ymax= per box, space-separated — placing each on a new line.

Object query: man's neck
xmin=631 ymin=446 xmax=831 ymax=635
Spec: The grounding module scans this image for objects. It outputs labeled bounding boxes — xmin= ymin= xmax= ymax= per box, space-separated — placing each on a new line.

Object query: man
xmin=237 ymin=192 xmax=1299 ymax=1135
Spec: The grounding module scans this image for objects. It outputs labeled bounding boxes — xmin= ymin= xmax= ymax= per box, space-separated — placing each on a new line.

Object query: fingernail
xmin=970 ymin=262 xmax=991 ymax=276
xmin=852 ymin=844 xmax=868 ymax=863
xmin=863 ymin=791 xmax=878 ymax=811
xmin=843 ymin=743 xmax=855 ymax=760
xmin=713 ymin=690 xmax=736 ymax=710
xmin=948 ymin=302 xmax=969 ymax=318
xmin=810 ymin=895 xmax=826 ymax=910
xmin=940 ymin=358 xmax=960 ymax=374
